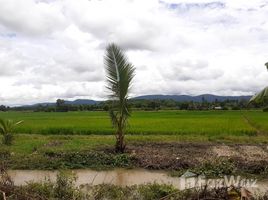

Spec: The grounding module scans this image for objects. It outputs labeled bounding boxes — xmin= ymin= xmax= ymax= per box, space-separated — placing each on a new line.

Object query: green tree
xmin=0 ymin=119 xmax=23 ymax=145
xmin=56 ymin=99 xmax=69 ymax=112
xmin=56 ymin=99 xmax=65 ymax=108
xmin=104 ymin=43 xmax=135 ymax=153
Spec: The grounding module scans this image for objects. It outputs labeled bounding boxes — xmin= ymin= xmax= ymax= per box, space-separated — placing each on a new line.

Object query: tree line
xmin=0 ymin=98 xmax=262 ymax=112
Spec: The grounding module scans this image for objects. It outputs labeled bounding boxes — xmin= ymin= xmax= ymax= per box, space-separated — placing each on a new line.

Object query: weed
xmin=0 ymin=168 xmax=83 ymax=200
xmin=138 ymin=183 xmax=176 ymax=200
xmin=193 ymin=158 xmax=235 ymax=177
xmin=0 ymin=149 xmax=10 ymax=160
xmin=54 ymin=171 xmax=82 ymax=199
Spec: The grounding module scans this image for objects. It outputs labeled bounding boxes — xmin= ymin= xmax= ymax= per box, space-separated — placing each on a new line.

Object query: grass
xmin=2 ymin=133 xmax=268 ymax=170
xmin=2 ymin=133 xmax=268 ymax=156
xmin=244 ymin=111 xmax=268 ymax=133
xmin=0 ymin=110 xmax=265 ymax=136
xmin=0 ymin=110 xmax=268 ymax=170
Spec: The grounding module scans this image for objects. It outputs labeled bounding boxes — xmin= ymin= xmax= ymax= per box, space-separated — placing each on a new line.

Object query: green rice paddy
xmin=0 ymin=110 xmax=266 ymax=137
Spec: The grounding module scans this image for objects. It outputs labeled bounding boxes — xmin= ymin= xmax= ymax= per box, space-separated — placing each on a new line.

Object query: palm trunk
xmin=115 ymin=115 xmax=126 ymax=153
xmin=115 ymin=131 xmax=125 ymax=153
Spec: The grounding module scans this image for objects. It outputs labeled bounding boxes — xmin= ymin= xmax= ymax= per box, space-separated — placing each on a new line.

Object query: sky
xmin=0 ymin=0 xmax=268 ymax=105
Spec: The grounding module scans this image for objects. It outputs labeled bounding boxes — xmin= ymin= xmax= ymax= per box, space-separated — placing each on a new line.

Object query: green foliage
xmin=0 ymin=171 xmax=82 ymax=200
xmin=138 ymin=183 xmax=177 ymax=200
xmin=2 ymin=180 xmax=268 ymax=200
xmin=89 ymin=183 xmax=260 ymax=200
xmin=263 ymin=107 xmax=268 ymax=112
xmin=104 ymin=43 xmax=135 ymax=152
xmin=54 ymin=171 xmax=82 ymax=199
xmin=7 ymin=150 xmax=133 ymax=170
xmin=0 ymin=149 xmax=10 ymax=160
xmin=90 ymin=183 xmax=178 ymax=200
xmin=193 ymin=158 xmax=235 ymax=177
xmin=90 ymin=184 xmax=134 ymax=200
xmin=249 ymin=87 xmax=268 ymax=104
xmin=9 ymin=154 xmax=63 ymax=170
xmin=0 ymin=118 xmax=22 ymax=145
xmin=9 ymin=97 xmax=251 ymax=112
xmin=249 ymin=62 xmax=268 ymax=106
xmin=2 ymin=134 xmax=13 ymax=146
xmin=55 ymin=151 xmax=132 ymax=169
xmin=24 ymin=181 xmax=54 ymax=198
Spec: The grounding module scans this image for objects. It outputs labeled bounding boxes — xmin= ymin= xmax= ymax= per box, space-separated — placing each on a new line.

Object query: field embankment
xmin=1 ymin=134 xmax=268 ymax=178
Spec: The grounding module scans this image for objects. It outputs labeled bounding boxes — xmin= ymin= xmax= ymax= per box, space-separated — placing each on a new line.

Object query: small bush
xmin=54 ymin=171 xmax=82 ymax=200
xmin=194 ymin=158 xmax=235 ymax=177
xmin=0 ymin=149 xmax=10 ymax=160
xmin=24 ymin=181 xmax=54 ymax=198
xmin=0 ymin=119 xmax=22 ymax=145
xmin=263 ymin=107 xmax=268 ymax=112
xmin=47 ymin=151 xmax=133 ymax=169
xmin=113 ymin=154 xmax=132 ymax=167
xmin=7 ymin=150 xmax=133 ymax=170
xmin=10 ymin=154 xmax=63 ymax=170
xmin=138 ymin=183 xmax=177 ymax=200
xmin=90 ymin=184 xmax=134 ymax=200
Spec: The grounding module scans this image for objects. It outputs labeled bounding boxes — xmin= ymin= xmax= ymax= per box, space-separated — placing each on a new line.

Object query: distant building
xmin=214 ymin=106 xmax=222 ymax=110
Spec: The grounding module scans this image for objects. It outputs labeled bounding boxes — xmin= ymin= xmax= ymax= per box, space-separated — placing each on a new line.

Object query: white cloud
xmin=0 ymin=0 xmax=67 ymax=36
xmin=0 ymin=0 xmax=268 ymax=105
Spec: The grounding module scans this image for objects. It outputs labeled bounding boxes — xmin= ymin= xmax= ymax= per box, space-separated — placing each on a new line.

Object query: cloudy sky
xmin=0 ymin=0 xmax=268 ymax=105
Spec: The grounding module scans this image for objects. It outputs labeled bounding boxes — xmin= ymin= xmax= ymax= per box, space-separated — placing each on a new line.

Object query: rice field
xmin=0 ymin=110 xmax=266 ymax=136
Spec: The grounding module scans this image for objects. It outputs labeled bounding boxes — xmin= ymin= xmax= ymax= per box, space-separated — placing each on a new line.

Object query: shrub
xmin=0 ymin=169 xmax=83 ymax=200
xmin=194 ymin=158 xmax=235 ymax=177
xmin=0 ymin=149 xmax=10 ymax=160
xmin=54 ymin=171 xmax=82 ymax=199
xmin=138 ymin=183 xmax=177 ymax=200
xmin=263 ymin=107 xmax=268 ymax=112
xmin=0 ymin=119 xmax=23 ymax=145
xmin=24 ymin=181 xmax=54 ymax=198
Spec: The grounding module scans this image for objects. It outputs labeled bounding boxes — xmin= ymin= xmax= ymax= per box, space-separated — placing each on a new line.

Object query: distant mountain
xmin=28 ymin=99 xmax=99 ymax=107
xmin=21 ymin=94 xmax=252 ymax=107
xmin=133 ymin=94 xmax=251 ymax=103
xmin=65 ymin=99 xmax=99 ymax=105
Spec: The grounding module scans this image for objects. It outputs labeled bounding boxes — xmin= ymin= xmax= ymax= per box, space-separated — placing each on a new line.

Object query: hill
xmin=133 ymin=94 xmax=251 ymax=103
xmin=21 ymin=94 xmax=252 ymax=107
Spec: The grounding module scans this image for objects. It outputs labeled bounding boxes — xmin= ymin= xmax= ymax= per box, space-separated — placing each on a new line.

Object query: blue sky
xmin=0 ymin=0 xmax=268 ymax=105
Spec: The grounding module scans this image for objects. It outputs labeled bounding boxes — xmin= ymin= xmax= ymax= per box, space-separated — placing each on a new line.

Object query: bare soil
xmin=124 ymin=142 xmax=268 ymax=171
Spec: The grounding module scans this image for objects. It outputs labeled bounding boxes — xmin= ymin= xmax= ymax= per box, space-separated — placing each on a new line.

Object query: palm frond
xmin=104 ymin=43 xmax=135 ymax=108
xmin=15 ymin=120 xmax=24 ymax=126
xmin=0 ymin=118 xmax=8 ymax=134
xmin=249 ymin=87 xmax=268 ymax=104
xmin=109 ymin=110 xmax=119 ymax=128
xmin=0 ymin=119 xmax=23 ymax=135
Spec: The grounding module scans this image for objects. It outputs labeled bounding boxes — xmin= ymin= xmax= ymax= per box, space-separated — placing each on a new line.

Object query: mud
xmin=123 ymin=143 xmax=268 ymax=170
